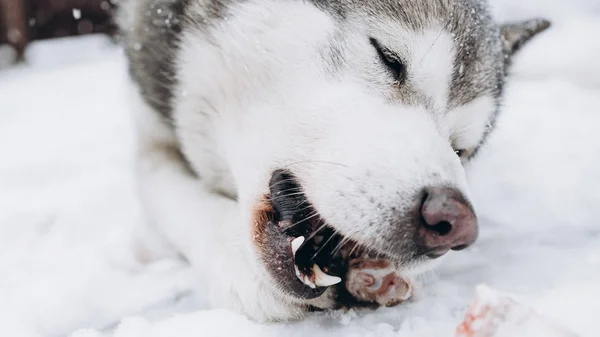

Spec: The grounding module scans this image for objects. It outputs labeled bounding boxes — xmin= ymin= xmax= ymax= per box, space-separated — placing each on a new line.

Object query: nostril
xmin=427 ymin=220 xmax=452 ymax=236
xmin=417 ymin=186 xmax=479 ymax=255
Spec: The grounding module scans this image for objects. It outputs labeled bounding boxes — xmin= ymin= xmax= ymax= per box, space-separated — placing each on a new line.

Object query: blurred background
xmin=1 ymin=0 xmax=599 ymax=66
xmin=0 ymin=0 xmax=117 ymax=62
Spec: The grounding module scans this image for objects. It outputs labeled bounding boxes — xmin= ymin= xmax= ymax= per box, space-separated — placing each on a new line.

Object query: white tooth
xmin=294 ymin=265 xmax=316 ymax=288
xmin=312 ymin=264 xmax=342 ymax=287
xmin=291 ymin=236 xmax=305 ymax=255
xmin=294 ymin=265 xmax=317 ymax=289
xmin=303 ymin=276 xmax=316 ymax=289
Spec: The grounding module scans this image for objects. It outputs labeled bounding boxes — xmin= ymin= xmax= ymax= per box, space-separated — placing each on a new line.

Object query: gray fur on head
xmin=118 ymin=0 xmax=550 ymax=126
xmin=501 ymin=18 xmax=551 ymax=57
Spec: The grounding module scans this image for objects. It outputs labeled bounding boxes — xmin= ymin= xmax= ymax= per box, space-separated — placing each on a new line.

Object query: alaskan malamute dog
xmin=117 ymin=0 xmax=549 ymax=321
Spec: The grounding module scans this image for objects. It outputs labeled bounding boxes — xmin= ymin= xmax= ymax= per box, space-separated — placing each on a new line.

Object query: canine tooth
xmin=303 ymin=275 xmax=316 ymax=289
xmin=294 ymin=265 xmax=316 ymax=288
xmin=291 ymin=236 xmax=305 ymax=255
xmin=312 ymin=264 xmax=342 ymax=287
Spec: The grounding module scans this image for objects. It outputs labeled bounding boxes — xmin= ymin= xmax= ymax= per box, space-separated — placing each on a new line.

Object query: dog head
xmin=172 ymin=0 xmax=550 ymax=305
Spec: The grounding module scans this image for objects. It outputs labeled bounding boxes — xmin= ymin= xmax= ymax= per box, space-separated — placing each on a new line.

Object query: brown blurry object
xmin=0 ymin=0 xmax=28 ymax=60
xmin=0 ymin=0 xmax=117 ymax=61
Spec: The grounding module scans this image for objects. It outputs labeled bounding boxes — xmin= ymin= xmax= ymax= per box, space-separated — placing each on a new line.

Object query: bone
xmin=397 ymin=280 xmax=414 ymax=302
xmin=291 ymin=236 xmax=305 ymax=255
xmin=312 ymin=264 xmax=342 ymax=287
xmin=367 ymin=277 xmax=383 ymax=292
xmin=345 ymin=259 xmax=414 ymax=307
xmin=456 ymin=285 xmax=578 ymax=337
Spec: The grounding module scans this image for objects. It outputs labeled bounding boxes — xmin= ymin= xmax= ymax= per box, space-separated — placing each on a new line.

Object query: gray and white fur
xmin=116 ymin=0 xmax=550 ymax=321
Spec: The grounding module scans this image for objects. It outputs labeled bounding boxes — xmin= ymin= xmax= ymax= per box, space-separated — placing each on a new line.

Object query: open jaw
xmin=252 ymin=170 xmax=414 ymax=309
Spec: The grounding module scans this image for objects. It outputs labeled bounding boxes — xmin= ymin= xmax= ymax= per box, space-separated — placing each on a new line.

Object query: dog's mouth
xmin=253 ymin=170 xmax=413 ymax=307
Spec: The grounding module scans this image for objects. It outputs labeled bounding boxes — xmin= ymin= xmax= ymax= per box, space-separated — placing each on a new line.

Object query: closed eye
xmin=369 ymin=38 xmax=407 ymax=85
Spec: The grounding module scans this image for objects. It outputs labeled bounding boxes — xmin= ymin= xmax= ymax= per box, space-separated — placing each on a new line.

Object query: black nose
xmin=417 ymin=187 xmax=478 ymax=258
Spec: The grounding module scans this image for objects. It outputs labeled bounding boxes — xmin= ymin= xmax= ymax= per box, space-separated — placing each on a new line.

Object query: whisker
xmin=269 ymin=191 xmax=306 ymax=202
xmin=417 ymin=18 xmax=453 ymax=66
xmin=290 ymin=201 xmax=312 ymax=214
xmin=305 ymin=223 xmax=327 ymax=242
xmin=330 ymin=234 xmax=353 ymax=257
xmin=281 ymin=211 xmax=320 ymax=231
xmin=348 ymin=241 xmax=362 ymax=257
xmin=311 ymin=228 xmax=339 ymax=260
xmin=269 ymin=186 xmax=304 ymax=193
xmin=268 ymin=178 xmax=298 ymax=190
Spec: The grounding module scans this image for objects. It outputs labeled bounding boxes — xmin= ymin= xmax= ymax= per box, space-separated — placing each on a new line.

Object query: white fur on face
xmin=174 ymin=0 xmax=484 ymax=257
xmin=164 ymin=0 xmax=499 ymax=316
xmin=411 ymin=29 xmax=455 ymax=111
xmin=174 ymin=0 xmax=338 ymax=201
xmin=365 ymin=21 xmax=456 ymax=111
xmin=446 ymin=95 xmax=496 ymax=154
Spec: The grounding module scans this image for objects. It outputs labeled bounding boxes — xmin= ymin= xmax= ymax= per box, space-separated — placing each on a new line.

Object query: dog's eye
xmin=369 ymin=38 xmax=406 ymax=85
xmin=454 ymin=149 xmax=466 ymax=158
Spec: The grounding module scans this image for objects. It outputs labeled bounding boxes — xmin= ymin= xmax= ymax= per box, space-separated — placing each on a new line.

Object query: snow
xmin=1 ymin=1 xmax=599 ymax=336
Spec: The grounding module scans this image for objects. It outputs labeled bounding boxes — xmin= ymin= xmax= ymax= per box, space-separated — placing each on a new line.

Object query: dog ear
xmin=500 ymin=18 xmax=551 ymax=57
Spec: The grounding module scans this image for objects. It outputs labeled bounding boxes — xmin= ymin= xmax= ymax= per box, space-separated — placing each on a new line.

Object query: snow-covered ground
xmin=1 ymin=1 xmax=599 ymax=336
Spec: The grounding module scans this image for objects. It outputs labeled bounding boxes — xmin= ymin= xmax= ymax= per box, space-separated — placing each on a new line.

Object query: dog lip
xmin=425 ymin=248 xmax=449 ymax=259
xmin=451 ymin=244 xmax=469 ymax=251
xmin=260 ymin=169 xmax=346 ymax=299
xmin=262 ymin=220 xmax=329 ymax=299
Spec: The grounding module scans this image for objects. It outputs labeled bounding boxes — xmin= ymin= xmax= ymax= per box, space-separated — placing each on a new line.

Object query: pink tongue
xmin=344 ymin=259 xmax=413 ymax=307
